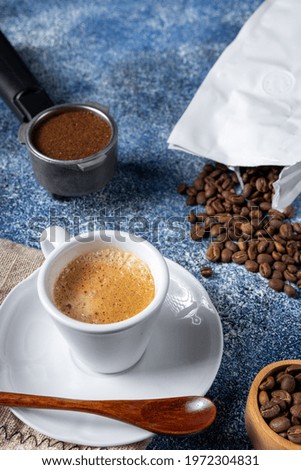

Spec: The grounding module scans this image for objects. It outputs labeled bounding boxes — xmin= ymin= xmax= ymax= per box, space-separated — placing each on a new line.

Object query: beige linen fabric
xmin=0 ymin=238 xmax=151 ymax=450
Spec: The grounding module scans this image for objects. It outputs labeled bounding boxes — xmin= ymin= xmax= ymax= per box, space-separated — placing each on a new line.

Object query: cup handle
xmin=40 ymin=226 xmax=70 ymax=258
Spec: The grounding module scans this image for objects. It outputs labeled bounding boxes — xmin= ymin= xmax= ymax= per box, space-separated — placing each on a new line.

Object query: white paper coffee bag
xmin=168 ymin=0 xmax=301 ymax=211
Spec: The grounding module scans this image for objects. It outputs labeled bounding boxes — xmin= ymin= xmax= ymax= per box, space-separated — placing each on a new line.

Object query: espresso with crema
xmin=53 ymin=247 xmax=155 ymax=324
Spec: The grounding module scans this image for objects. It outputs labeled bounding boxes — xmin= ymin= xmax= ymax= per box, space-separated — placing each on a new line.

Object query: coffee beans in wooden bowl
xmin=178 ymin=163 xmax=301 ymax=297
xmin=245 ymin=360 xmax=301 ymax=450
xmin=258 ymin=365 xmax=301 ymax=443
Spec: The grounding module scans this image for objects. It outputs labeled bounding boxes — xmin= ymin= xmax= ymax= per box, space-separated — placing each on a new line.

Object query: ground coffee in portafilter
xmin=258 ymin=365 xmax=301 ymax=444
xmin=32 ymin=109 xmax=112 ymax=160
xmin=178 ymin=164 xmax=301 ymax=297
xmin=53 ymin=247 xmax=155 ymax=324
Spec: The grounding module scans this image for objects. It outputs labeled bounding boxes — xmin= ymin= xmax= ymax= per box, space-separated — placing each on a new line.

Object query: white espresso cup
xmin=37 ymin=226 xmax=169 ymax=373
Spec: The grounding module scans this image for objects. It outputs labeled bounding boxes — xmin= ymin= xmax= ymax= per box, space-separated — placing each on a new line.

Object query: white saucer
xmin=0 ymin=258 xmax=223 ymax=447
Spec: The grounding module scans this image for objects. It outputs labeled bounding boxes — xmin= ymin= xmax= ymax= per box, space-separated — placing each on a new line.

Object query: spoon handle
xmin=0 ymin=392 xmax=216 ymax=435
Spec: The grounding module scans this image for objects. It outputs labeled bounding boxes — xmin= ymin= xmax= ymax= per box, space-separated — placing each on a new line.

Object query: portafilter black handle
xmin=0 ymin=30 xmax=53 ymax=122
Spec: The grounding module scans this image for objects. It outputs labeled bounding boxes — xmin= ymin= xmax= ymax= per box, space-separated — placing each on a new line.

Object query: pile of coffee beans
xmin=178 ymin=163 xmax=301 ymax=297
xmin=258 ymin=365 xmax=301 ymax=444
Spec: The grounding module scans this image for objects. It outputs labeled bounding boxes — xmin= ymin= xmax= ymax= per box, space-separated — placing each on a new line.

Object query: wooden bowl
xmin=245 ymin=359 xmax=301 ymax=450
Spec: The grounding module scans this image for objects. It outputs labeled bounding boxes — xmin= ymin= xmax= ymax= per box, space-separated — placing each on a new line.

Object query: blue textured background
xmin=1 ymin=0 xmax=301 ymax=450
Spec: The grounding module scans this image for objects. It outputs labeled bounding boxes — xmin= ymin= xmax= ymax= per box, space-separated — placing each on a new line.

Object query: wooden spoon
xmin=0 ymin=392 xmax=216 ymax=435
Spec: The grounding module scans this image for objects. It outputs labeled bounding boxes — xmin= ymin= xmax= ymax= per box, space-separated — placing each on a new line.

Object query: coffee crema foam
xmin=53 ymin=247 xmax=155 ymax=324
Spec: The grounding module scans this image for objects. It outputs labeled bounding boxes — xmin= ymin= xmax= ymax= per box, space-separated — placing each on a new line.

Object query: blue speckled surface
xmin=1 ymin=0 xmax=301 ymax=450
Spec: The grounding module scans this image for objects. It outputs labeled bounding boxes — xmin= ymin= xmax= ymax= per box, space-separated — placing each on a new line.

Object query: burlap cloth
xmin=0 ymin=238 xmax=151 ymax=450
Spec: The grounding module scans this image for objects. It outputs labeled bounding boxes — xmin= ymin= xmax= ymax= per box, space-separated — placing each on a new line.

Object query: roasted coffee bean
xmin=269 ymin=278 xmax=284 ymax=292
xmin=263 ymin=192 xmax=272 ymax=202
xmin=242 ymin=183 xmax=252 ymax=198
xmin=282 ymin=254 xmax=295 ymax=265
xmin=274 ymin=234 xmax=286 ymax=244
xmin=284 ymin=205 xmax=295 ymax=218
xmin=259 ymin=262 xmax=272 ymax=278
xmin=293 ymin=222 xmax=301 ymax=233
xmin=272 ymin=270 xmax=283 ymax=280
xmin=221 ymin=248 xmax=233 ymax=263
xmin=283 ymin=284 xmax=297 ymax=298
xmin=276 ymin=371 xmax=286 ymax=383
xmin=269 ymin=416 xmax=291 ymax=433
xmin=187 ymin=212 xmax=197 ymax=224
xmin=287 ymin=264 xmax=298 ymax=274
xmin=269 ymin=209 xmax=285 ymax=220
xmin=291 ymin=416 xmax=301 ymax=426
xmin=215 ymin=213 xmax=231 ymax=223
xmin=232 ymin=251 xmax=248 ymax=264
xmin=260 ymin=201 xmax=271 ymax=211
xmin=260 ymin=402 xmax=281 ymax=419
xmin=272 ymin=250 xmax=282 ymax=261
xmin=177 ymin=182 xmax=187 ymax=194
xmin=210 ymin=224 xmax=223 ymax=238
xmin=237 ymin=238 xmax=247 ymax=251
xmin=206 ymin=195 xmax=217 ymax=206
xmin=271 ymin=390 xmax=292 ymax=405
xmin=245 ymin=260 xmax=259 ymax=273
xmin=287 ymin=426 xmax=301 ymax=444
xmin=290 ymin=405 xmax=301 ymax=419
xmin=259 ymin=376 xmax=275 ymax=390
xmin=286 ymin=365 xmax=301 ymax=375
xmin=221 ymin=190 xmax=232 ymax=200
xmin=274 ymin=241 xmax=286 ymax=253
xmin=215 ymin=162 xmax=228 ymax=171
xmin=257 ymin=240 xmax=269 ymax=253
xmin=269 ymin=218 xmax=283 ymax=230
xmin=294 ymin=373 xmax=301 ymax=382
xmin=186 ymin=187 xmax=197 ymax=196
xmin=196 ymin=212 xmax=208 ymax=222
xmin=211 ymin=241 xmax=224 ymax=250
xmin=200 ymin=266 xmax=213 ymax=278
xmin=279 ymin=223 xmax=293 ymax=239
xmin=241 ymin=222 xmax=253 ymax=235
xmin=249 ymin=208 xmax=262 ymax=219
xmin=211 ymin=199 xmax=225 ymax=213
xmin=196 ymin=191 xmax=206 ymax=205
xmin=286 ymin=241 xmax=298 ymax=256
xmin=228 ymin=194 xmax=245 ymax=205
xmin=210 ymin=169 xmax=222 ymax=179
xmin=206 ymin=244 xmax=221 ymax=262
xmin=190 ymin=225 xmax=205 ymax=241
xmin=222 ymin=177 xmax=233 ymax=190
xmin=186 ymin=195 xmax=196 ymax=206
xmin=273 ymin=261 xmax=286 ymax=272
xmin=225 ymin=240 xmax=238 ymax=252
xmin=279 ymin=374 xmax=296 ymax=393
xmin=265 ymin=225 xmax=275 ymax=237
xmin=203 ymin=163 xmax=215 ymax=173
xmin=257 ymin=253 xmax=273 ymax=264
xmin=258 ymin=390 xmax=269 ymax=406
xmin=205 ymin=204 xmax=216 ymax=216
xmin=240 ymin=207 xmax=250 ymax=217
xmin=270 ymin=397 xmax=287 ymax=411
xmin=247 ymin=244 xmax=258 ymax=261
xmin=256 ymin=177 xmax=268 ymax=193
xmin=250 ymin=192 xmax=263 ymax=202
xmin=292 ymin=393 xmax=301 ymax=405
xmin=193 ymin=178 xmax=205 ymax=191
xmin=283 ymin=270 xmax=297 ymax=283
